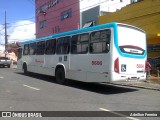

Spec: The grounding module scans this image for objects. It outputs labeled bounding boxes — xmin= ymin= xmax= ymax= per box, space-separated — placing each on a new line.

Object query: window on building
xmin=29 ymin=43 xmax=37 ymax=55
xmin=45 ymin=39 xmax=56 ymax=55
xmin=56 ymin=37 xmax=70 ymax=54
xmin=52 ymin=26 xmax=60 ymax=34
xmin=23 ymin=44 xmax=29 ymax=55
xmin=37 ymin=41 xmax=45 ymax=55
xmin=90 ymin=29 xmax=111 ymax=53
xmin=71 ymin=33 xmax=89 ymax=54
xmin=61 ymin=8 xmax=72 ymax=21
xmin=39 ymin=20 xmax=47 ymax=29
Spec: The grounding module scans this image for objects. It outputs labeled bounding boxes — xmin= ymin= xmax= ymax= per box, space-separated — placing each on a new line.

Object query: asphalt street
xmin=0 ymin=67 xmax=160 ymax=120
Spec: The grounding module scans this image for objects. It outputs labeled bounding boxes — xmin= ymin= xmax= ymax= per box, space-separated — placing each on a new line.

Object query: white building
xmin=80 ymin=0 xmax=131 ymax=13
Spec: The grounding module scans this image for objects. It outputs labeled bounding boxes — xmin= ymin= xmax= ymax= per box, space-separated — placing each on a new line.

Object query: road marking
xmin=23 ymin=84 xmax=40 ymax=91
xmin=99 ymin=108 xmax=140 ymax=120
xmin=0 ymin=76 xmax=4 ymax=79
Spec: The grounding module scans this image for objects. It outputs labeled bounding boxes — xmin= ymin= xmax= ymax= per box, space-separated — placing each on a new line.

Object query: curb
xmin=111 ymin=82 xmax=160 ymax=91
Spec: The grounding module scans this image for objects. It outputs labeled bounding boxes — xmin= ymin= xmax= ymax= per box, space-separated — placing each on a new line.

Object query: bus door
xmin=36 ymin=41 xmax=45 ymax=74
xmin=69 ymin=34 xmax=89 ymax=81
xmin=44 ymin=39 xmax=56 ymax=76
xmin=22 ymin=44 xmax=31 ymax=70
xmin=56 ymin=37 xmax=70 ymax=74
xmin=17 ymin=47 xmax=23 ymax=70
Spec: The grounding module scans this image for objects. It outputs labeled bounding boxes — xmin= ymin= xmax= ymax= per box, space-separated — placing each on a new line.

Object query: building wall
xmin=81 ymin=6 xmax=100 ymax=28
xmin=36 ymin=0 xmax=80 ymax=38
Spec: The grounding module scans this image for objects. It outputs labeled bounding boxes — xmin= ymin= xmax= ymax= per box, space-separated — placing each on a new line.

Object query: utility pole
xmin=4 ymin=11 xmax=8 ymax=57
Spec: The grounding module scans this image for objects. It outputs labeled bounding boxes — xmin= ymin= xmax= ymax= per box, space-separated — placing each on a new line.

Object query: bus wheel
xmin=23 ymin=64 xmax=28 ymax=75
xmin=55 ymin=67 xmax=66 ymax=84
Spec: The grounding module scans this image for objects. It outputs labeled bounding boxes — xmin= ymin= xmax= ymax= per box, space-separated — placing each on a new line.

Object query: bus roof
xmin=20 ymin=22 xmax=144 ymax=45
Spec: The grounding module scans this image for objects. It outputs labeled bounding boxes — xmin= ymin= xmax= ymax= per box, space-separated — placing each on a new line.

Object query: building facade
xmin=36 ymin=0 xmax=80 ymax=38
xmin=81 ymin=6 xmax=100 ymax=28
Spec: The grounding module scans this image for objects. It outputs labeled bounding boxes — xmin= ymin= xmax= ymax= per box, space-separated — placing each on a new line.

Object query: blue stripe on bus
xmin=20 ymin=22 xmax=146 ymax=59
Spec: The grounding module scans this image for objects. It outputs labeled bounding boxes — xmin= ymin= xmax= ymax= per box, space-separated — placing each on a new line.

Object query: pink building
xmin=36 ymin=0 xmax=80 ymax=38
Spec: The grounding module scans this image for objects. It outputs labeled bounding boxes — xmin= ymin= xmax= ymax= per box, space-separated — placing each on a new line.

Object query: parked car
xmin=0 ymin=57 xmax=12 ymax=68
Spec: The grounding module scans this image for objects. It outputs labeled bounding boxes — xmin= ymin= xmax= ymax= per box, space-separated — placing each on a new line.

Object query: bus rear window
xmin=119 ymin=45 xmax=145 ymax=55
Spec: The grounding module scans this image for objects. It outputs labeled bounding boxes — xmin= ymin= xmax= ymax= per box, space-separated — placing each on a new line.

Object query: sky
xmin=0 ymin=0 xmax=35 ymax=50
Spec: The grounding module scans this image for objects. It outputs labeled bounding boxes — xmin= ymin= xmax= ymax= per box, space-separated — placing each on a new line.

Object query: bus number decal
xmin=137 ymin=64 xmax=144 ymax=68
xmin=92 ymin=61 xmax=102 ymax=65
xmin=35 ymin=59 xmax=44 ymax=63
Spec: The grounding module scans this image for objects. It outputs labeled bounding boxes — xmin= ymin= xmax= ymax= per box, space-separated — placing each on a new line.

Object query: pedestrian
xmin=146 ymin=61 xmax=151 ymax=79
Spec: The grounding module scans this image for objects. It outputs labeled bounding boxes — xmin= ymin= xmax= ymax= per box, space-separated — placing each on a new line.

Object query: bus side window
xmin=37 ymin=41 xmax=45 ymax=55
xmin=29 ymin=43 xmax=37 ymax=55
xmin=102 ymin=29 xmax=111 ymax=53
xmin=45 ymin=39 xmax=56 ymax=55
xmin=17 ymin=48 xmax=22 ymax=60
xmin=90 ymin=29 xmax=111 ymax=53
xmin=71 ymin=35 xmax=79 ymax=54
xmin=63 ymin=37 xmax=70 ymax=54
xmin=23 ymin=44 xmax=29 ymax=55
xmin=56 ymin=37 xmax=70 ymax=54
xmin=80 ymin=33 xmax=89 ymax=54
xmin=71 ymin=34 xmax=89 ymax=54
xmin=56 ymin=38 xmax=63 ymax=54
xmin=90 ymin=31 xmax=101 ymax=53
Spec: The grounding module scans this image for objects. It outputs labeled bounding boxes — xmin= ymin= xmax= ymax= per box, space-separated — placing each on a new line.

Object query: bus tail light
xmin=114 ymin=58 xmax=119 ymax=73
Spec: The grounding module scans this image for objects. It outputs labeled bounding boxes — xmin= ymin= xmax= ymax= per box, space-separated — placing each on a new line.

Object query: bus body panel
xmin=68 ymin=53 xmax=111 ymax=82
xmin=42 ymin=55 xmax=55 ymax=76
xmin=27 ymin=55 xmax=37 ymax=73
xmin=86 ymin=53 xmax=111 ymax=82
xmin=110 ymin=24 xmax=146 ymax=82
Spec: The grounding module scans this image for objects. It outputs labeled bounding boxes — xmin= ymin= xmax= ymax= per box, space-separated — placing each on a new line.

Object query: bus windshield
xmin=118 ymin=25 xmax=146 ymax=56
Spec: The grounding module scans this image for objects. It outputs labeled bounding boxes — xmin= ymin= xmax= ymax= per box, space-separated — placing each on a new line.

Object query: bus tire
xmin=23 ymin=63 xmax=28 ymax=75
xmin=55 ymin=67 xmax=66 ymax=84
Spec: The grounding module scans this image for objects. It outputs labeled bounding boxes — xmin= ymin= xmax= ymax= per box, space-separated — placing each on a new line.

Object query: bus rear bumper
xmin=110 ymin=73 xmax=146 ymax=82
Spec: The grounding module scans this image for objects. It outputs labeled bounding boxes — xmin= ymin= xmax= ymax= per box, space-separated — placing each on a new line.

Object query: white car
xmin=0 ymin=57 xmax=12 ymax=68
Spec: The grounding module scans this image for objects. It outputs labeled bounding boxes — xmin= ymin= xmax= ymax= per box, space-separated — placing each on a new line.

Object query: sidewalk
xmin=115 ymin=76 xmax=160 ymax=91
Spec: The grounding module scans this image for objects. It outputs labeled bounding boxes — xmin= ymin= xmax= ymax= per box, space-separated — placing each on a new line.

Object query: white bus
xmin=17 ymin=22 xmax=147 ymax=84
